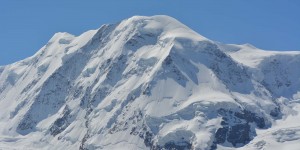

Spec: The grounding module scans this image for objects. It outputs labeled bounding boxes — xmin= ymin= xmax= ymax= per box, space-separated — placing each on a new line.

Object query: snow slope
xmin=0 ymin=15 xmax=300 ymax=150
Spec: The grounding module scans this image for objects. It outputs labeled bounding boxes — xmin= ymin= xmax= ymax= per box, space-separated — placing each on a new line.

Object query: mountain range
xmin=1 ymin=15 xmax=300 ymax=150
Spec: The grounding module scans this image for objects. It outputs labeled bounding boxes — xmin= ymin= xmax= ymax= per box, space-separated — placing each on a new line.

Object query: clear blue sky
xmin=1 ymin=0 xmax=300 ymax=65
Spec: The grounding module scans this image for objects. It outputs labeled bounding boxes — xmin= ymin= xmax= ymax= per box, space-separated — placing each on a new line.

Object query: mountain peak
xmin=49 ymin=32 xmax=75 ymax=44
xmin=117 ymin=15 xmax=209 ymax=42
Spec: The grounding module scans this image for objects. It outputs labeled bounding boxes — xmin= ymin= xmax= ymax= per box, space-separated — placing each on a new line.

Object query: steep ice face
xmin=220 ymin=43 xmax=300 ymax=99
xmin=0 ymin=15 xmax=300 ymax=150
xmin=257 ymin=54 xmax=300 ymax=98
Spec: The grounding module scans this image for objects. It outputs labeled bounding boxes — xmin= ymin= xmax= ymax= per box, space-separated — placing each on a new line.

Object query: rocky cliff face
xmin=0 ymin=15 xmax=300 ymax=150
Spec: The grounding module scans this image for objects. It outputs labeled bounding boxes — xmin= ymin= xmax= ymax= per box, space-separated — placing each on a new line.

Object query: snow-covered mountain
xmin=0 ymin=15 xmax=300 ymax=150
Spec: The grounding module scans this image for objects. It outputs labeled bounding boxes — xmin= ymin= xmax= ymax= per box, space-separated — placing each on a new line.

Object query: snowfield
xmin=0 ymin=15 xmax=300 ymax=150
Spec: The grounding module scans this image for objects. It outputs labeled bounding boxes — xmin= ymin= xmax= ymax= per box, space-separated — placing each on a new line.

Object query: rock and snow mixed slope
xmin=0 ymin=15 xmax=300 ymax=150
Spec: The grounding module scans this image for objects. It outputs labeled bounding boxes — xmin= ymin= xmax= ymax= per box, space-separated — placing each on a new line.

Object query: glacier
xmin=0 ymin=15 xmax=300 ymax=150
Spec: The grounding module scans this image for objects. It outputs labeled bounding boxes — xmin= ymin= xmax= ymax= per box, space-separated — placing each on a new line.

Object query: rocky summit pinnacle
xmin=0 ymin=15 xmax=300 ymax=150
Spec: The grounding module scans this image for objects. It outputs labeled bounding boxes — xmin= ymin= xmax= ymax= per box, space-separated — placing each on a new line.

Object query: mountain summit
xmin=1 ymin=15 xmax=300 ymax=150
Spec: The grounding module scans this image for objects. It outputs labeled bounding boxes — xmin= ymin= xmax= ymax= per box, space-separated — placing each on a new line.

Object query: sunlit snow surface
xmin=0 ymin=15 xmax=300 ymax=150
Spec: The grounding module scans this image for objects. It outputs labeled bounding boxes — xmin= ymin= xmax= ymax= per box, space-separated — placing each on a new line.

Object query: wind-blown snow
xmin=0 ymin=15 xmax=300 ymax=150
